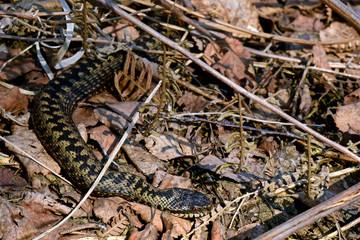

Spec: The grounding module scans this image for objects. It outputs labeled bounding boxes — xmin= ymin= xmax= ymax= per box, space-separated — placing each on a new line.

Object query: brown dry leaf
xmin=258 ymin=137 xmax=278 ymax=155
xmin=344 ymin=88 xmax=360 ymax=105
xmin=77 ymin=122 xmax=88 ymax=143
xmin=0 ymin=86 xmax=28 ymax=112
xmin=0 ymin=168 xmax=27 ymax=193
xmin=94 ymin=102 xmax=153 ymax=134
xmin=22 ymin=70 xmax=47 ymax=87
xmin=5 ymin=129 xmax=61 ymax=177
xmin=205 ymin=38 xmax=256 ymax=89
xmin=72 ymin=107 xmax=98 ymax=128
xmin=88 ymin=90 xmax=119 ymax=104
xmin=320 ymin=22 xmax=359 ymax=42
xmin=288 ymin=14 xmax=323 ymax=32
xmin=123 ymin=139 xmax=164 ymax=176
xmin=0 ymin=54 xmax=39 ymax=81
xmin=192 ymin=217 xmax=211 ymax=240
xmin=298 ymin=84 xmax=312 ymax=118
xmin=177 ymin=91 xmax=209 ymax=112
xmin=129 ymin=222 xmax=158 ymax=240
xmin=89 ymin=125 xmax=117 ymax=153
xmin=335 ymin=102 xmax=360 ymax=135
xmin=210 ymin=219 xmax=223 ymax=240
xmin=204 ymin=38 xmax=251 ymax=61
xmin=212 ymin=50 xmax=256 ymax=88
xmin=145 ymin=133 xmax=193 ymax=160
xmin=191 ymin=0 xmax=260 ymax=34
xmin=0 ymin=198 xmax=38 ymax=240
xmin=102 ymin=23 xmax=139 ymax=43
xmin=162 ymin=211 xmax=192 ymax=238
xmin=153 ymin=170 xmax=192 ymax=190
xmin=94 ymin=107 xmax=129 ymax=134
xmin=130 ymin=203 xmax=164 ymax=232
xmin=311 ymin=44 xmax=335 ymax=80
xmin=93 ymin=197 xmax=128 ymax=224
xmin=18 ymin=191 xmax=75 ymax=227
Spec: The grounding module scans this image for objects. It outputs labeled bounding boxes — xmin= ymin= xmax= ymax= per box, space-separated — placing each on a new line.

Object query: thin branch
xmin=254 ymin=181 xmax=360 ymax=239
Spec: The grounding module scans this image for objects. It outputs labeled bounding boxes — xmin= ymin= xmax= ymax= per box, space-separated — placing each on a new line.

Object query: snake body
xmin=32 ymin=46 xmax=211 ymax=217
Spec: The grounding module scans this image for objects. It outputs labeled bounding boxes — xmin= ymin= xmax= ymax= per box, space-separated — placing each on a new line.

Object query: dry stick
xmin=91 ymin=0 xmax=360 ymax=163
xmin=321 ymin=0 xmax=360 ymax=33
xmin=33 ymin=80 xmax=163 ymax=239
xmin=254 ymin=182 xmax=360 ymax=240
xmin=236 ymin=93 xmax=244 ymax=173
xmin=321 ymin=215 xmax=360 ymax=240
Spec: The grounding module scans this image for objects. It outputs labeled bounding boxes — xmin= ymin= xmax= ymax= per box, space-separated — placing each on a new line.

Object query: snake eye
xmin=191 ymin=206 xmax=200 ymax=212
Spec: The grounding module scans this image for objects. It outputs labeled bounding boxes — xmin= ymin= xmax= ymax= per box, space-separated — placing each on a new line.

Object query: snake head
xmin=165 ymin=188 xmax=212 ymax=218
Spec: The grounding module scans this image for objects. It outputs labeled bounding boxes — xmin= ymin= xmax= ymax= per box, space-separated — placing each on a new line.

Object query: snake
xmin=31 ymin=19 xmax=212 ymax=218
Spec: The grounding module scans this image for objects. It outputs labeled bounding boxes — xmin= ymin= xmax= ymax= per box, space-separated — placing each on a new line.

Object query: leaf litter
xmin=1 ymin=0 xmax=360 ymax=239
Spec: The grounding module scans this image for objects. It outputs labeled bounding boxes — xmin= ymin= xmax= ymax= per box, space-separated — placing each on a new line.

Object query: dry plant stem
xmin=154 ymin=0 xmax=212 ymax=38
xmin=245 ymin=47 xmax=301 ymax=63
xmin=171 ymin=115 xmax=304 ymax=139
xmin=82 ymin=0 xmax=88 ymax=53
xmin=33 ymin=80 xmax=162 ymax=240
xmin=307 ymin=134 xmax=311 ymax=198
xmin=91 ymin=0 xmax=360 ymax=162
xmin=321 ymin=0 xmax=360 ymax=32
xmin=236 ymin=93 xmax=244 ymax=173
xmin=254 ymin=181 xmax=360 ymax=240
xmin=321 ymin=215 xmax=360 ymax=240
xmin=254 ymin=62 xmax=360 ymax=80
xmin=291 ymin=57 xmax=312 ymax=116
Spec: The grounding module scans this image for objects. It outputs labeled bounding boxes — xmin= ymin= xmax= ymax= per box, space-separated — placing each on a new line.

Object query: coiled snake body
xmin=32 ymin=45 xmax=211 ymax=217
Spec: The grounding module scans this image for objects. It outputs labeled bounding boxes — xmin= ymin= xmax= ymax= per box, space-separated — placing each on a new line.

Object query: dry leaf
xmin=18 ymin=192 xmax=68 ymax=227
xmin=89 ymin=125 xmax=117 ymax=153
xmin=0 ymin=54 xmax=39 ymax=81
xmin=5 ymin=130 xmax=61 ymax=177
xmin=335 ymin=102 xmax=360 ymax=135
xmin=0 ymin=167 xmax=27 ymax=193
xmin=210 ymin=219 xmax=223 ymax=240
xmin=320 ymin=22 xmax=359 ymax=42
xmin=0 ymin=86 xmax=28 ymax=112
xmin=94 ymin=197 xmax=128 ymax=224
xmin=0 ymin=198 xmax=38 ymax=240
xmin=123 ymin=139 xmax=164 ymax=176
xmin=311 ymin=44 xmax=335 ymax=80
xmin=191 ymin=0 xmax=260 ymax=33
xmin=72 ymin=107 xmax=98 ymax=128
xmin=298 ymin=84 xmax=312 ymax=118
xmin=344 ymin=88 xmax=360 ymax=105
xmin=162 ymin=211 xmax=192 ymax=238
xmin=177 ymin=91 xmax=209 ymax=112
xmin=130 ymin=203 xmax=164 ymax=232
xmin=103 ymin=23 xmax=139 ymax=43
xmin=145 ymin=133 xmax=193 ymax=160
xmin=129 ymin=223 xmax=158 ymax=240
xmin=153 ymin=170 xmax=192 ymax=190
